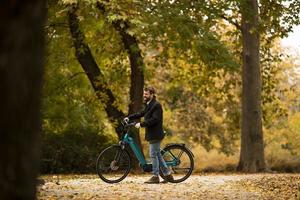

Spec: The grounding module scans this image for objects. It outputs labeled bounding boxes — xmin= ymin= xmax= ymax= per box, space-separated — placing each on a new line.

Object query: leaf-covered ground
xmin=37 ymin=174 xmax=300 ymax=200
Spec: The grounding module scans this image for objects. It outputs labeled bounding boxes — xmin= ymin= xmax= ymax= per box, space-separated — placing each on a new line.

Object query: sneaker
xmin=161 ymin=174 xmax=174 ymax=183
xmin=144 ymin=176 xmax=160 ymax=184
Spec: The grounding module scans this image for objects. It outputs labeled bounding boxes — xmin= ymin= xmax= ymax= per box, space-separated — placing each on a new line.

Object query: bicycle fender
xmin=163 ymin=143 xmax=195 ymax=157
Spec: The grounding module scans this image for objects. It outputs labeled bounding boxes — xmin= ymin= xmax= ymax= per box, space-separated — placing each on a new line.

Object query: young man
xmin=124 ymin=86 xmax=174 ymax=184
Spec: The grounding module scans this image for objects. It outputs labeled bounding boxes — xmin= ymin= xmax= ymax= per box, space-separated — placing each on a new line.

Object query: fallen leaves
xmin=37 ymin=173 xmax=300 ymax=200
xmin=233 ymin=174 xmax=300 ymax=200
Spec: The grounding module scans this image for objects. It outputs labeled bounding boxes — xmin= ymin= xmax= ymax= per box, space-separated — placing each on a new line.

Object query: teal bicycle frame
xmin=122 ymin=132 xmax=179 ymax=171
xmin=96 ymin=121 xmax=195 ymax=183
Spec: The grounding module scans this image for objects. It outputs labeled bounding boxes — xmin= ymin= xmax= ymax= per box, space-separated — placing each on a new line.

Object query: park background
xmin=41 ymin=0 xmax=300 ymax=174
xmin=1 ymin=0 xmax=300 ymax=199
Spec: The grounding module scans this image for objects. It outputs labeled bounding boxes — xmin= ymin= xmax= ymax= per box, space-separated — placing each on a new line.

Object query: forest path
xmin=37 ymin=173 xmax=300 ymax=200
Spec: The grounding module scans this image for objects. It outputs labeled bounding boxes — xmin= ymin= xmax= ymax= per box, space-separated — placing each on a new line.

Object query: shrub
xmin=40 ymin=127 xmax=116 ymax=174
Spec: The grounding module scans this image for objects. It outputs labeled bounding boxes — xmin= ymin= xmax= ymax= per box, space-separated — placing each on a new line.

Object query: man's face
xmin=143 ymin=90 xmax=153 ymax=103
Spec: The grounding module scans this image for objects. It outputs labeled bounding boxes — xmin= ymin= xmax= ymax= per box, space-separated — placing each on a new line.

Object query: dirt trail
xmin=37 ymin=174 xmax=300 ymax=200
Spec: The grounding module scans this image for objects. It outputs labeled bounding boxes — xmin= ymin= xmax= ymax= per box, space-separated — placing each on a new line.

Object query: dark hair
xmin=144 ymin=86 xmax=156 ymax=95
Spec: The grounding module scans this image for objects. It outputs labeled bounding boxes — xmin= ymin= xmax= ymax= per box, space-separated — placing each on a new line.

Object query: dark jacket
xmin=128 ymin=98 xmax=164 ymax=141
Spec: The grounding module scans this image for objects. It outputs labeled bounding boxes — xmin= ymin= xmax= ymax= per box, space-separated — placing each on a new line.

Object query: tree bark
xmin=112 ymin=21 xmax=145 ymax=116
xmin=237 ymin=0 xmax=266 ymax=172
xmin=112 ymin=20 xmax=145 ymax=154
xmin=0 ymin=1 xmax=45 ymax=199
xmin=68 ymin=6 xmax=125 ymax=139
xmin=97 ymin=3 xmax=145 ymax=154
xmin=68 ymin=6 xmax=145 ymax=168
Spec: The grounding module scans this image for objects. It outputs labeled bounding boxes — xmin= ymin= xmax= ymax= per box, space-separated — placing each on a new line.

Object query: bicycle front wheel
xmin=160 ymin=144 xmax=194 ymax=183
xmin=96 ymin=145 xmax=131 ymax=183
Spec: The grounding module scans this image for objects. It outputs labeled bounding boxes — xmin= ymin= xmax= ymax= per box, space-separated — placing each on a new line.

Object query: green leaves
xmin=45 ymin=0 xmax=300 ymax=160
xmin=194 ymin=33 xmax=239 ymax=71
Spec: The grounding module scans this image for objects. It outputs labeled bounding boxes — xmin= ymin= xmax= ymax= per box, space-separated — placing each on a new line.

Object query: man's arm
xmin=140 ymin=103 xmax=162 ymax=127
xmin=127 ymin=108 xmax=146 ymax=120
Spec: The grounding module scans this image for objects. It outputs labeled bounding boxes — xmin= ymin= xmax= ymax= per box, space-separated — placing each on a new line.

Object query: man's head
xmin=143 ymin=86 xmax=156 ymax=103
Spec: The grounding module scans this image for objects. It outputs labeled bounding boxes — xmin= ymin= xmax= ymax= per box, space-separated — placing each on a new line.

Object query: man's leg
xmin=157 ymin=145 xmax=174 ymax=183
xmin=144 ymin=142 xmax=160 ymax=184
xmin=158 ymin=151 xmax=171 ymax=176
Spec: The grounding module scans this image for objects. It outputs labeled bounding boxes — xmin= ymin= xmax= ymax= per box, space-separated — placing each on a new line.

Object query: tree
xmin=0 ymin=0 xmax=45 ymax=199
xmin=237 ymin=0 xmax=265 ymax=172
xmin=97 ymin=1 xmax=145 ymax=152
xmin=67 ymin=5 xmax=125 ymax=139
xmin=199 ymin=0 xmax=300 ymax=171
xmin=67 ymin=1 xmax=146 ymax=148
xmin=67 ymin=3 xmax=145 ymax=167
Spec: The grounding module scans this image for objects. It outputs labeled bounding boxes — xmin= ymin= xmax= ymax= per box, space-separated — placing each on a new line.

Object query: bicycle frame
xmin=96 ymin=122 xmax=195 ymax=183
xmin=122 ymin=132 xmax=178 ymax=170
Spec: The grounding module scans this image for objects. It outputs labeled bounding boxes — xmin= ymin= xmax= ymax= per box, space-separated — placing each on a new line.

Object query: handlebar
xmin=122 ymin=121 xmax=137 ymax=129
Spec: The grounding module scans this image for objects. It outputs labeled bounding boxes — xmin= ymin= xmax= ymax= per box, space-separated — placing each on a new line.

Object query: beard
xmin=143 ymin=96 xmax=151 ymax=103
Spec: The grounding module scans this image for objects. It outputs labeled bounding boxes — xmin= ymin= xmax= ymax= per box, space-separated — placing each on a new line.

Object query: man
xmin=124 ymin=86 xmax=174 ymax=184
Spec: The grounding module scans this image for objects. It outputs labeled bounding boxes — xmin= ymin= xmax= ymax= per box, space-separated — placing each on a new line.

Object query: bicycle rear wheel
xmin=96 ymin=145 xmax=131 ymax=183
xmin=160 ymin=144 xmax=194 ymax=183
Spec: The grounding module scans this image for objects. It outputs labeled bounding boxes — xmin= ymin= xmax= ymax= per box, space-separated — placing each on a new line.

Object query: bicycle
xmin=96 ymin=120 xmax=194 ymax=183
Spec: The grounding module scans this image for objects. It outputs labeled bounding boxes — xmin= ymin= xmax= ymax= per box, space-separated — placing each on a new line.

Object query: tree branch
xmin=67 ymin=4 xmax=125 ymax=138
xmin=220 ymin=14 xmax=241 ymax=30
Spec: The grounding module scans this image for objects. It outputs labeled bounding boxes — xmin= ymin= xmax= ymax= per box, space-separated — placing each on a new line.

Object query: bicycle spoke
xmin=172 ymin=167 xmax=191 ymax=173
xmin=177 ymin=150 xmax=184 ymax=159
xmin=96 ymin=146 xmax=131 ymax=183
xmin=166 ymin=149 xmax=177 ymax=160
xmin=160 ymin=145 xmax=194 ymax=183
xmin=99 ymin=167 xmax=111 ymax=173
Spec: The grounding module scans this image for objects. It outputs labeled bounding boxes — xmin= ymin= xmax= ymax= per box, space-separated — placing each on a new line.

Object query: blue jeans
xmin=149 ymin=140 xmax=170 ymax=176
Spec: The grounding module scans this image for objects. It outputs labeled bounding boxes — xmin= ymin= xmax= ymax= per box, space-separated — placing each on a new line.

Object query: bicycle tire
xmin=160 ymin=144 xmax=194 ymax=183
xmin=96 ymin=145 xmax=131 ymax=183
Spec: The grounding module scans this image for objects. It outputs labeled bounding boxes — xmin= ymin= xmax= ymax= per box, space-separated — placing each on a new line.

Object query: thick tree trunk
xmin=68 ymin=6 xmax=144 ymax=168
xmin=97 ymin=3 xmax=145 ymax=155
xmin=0 ymin=1 xmax=45 ymax=199
xmin=114 ymin=22 xmax=145 ymax=116
xmin=237 ymin=0 xmax=266 ymax=172
xmin=68 ymin=6 xmax=124 ymax=139
xmin=113 ymin=21 xmax=145 ymax=155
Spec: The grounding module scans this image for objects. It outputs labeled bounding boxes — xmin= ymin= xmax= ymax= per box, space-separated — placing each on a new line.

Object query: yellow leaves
xmin=235 ymin=175 xmax=300 ymax=200
xmin=37 ymin=174 xmax=300 ymax=199
xmin=61 ymin=0 xmax=78 ymax=5
xmin=289 ymin=112 xmax=300 ymax=133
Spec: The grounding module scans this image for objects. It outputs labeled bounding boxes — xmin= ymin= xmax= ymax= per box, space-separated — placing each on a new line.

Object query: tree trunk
xmin=96 ymin=2 xmax=145 ymax=155
xmin=113 ymin=21 xmax=145 ymax=116
xmin=237 ymin=0 xmax=266 ymax=172
xmin=68 ymin=6 xmax=125 ymax=139
xmin=0 ymin=1 xmax=45 ymax=199
xmin=112 ymin=20 xmax=145 ymax=155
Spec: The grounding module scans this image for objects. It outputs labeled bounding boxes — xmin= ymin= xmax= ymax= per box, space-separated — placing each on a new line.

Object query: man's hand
xmin=124 ymin=117 xmax=129 ymax=123
xmin=135 ymin=123 xmax=141 ymax=129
